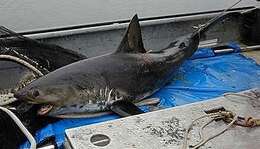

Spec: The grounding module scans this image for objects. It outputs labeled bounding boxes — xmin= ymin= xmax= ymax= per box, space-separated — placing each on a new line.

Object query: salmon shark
xmin=14 ymin=12 xmax=241 ymax=118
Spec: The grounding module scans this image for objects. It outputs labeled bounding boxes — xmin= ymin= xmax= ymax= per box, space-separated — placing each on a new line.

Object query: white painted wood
xmin=65 ymin=89 xmax=260 ymax=149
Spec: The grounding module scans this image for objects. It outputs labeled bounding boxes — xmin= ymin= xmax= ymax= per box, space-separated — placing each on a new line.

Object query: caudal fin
xmin=193 ymin=11 xmax=242 ymax=38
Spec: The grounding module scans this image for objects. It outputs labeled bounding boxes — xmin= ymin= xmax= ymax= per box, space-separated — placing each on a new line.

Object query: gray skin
xmin=14 ymin=12 xmax=240 ymax=118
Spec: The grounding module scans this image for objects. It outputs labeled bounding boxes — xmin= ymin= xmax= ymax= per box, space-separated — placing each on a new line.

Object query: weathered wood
xmin=65 ymin=89 xmax=260 ymax=149
xmin=243 ymin=51 xmax=260 ymax=64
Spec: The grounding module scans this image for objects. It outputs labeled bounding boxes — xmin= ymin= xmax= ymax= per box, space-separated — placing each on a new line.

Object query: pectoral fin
xmin=110 ymin=100 xmax=144 ymax=117
xmin=135 ymin=98 xmax=160 ymax=106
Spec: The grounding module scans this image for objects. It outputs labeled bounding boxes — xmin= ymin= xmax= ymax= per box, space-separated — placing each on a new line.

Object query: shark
xmin=14 ymin=12 xmax=241 ymax=118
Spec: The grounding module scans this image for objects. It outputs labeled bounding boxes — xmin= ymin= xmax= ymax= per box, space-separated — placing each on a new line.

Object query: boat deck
xmin=65 ymin=89 xmax=260 ymax=149
xmin=243 ymin=50 xmax=260 ymax=64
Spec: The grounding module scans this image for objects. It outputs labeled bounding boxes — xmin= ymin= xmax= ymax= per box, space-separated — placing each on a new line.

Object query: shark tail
xmin=192 ymin=11 xmax=242 ymax=39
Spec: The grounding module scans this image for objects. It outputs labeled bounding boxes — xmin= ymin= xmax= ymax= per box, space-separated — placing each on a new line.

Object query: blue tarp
xmin=21 ymin=43 xmax=260 ymax=148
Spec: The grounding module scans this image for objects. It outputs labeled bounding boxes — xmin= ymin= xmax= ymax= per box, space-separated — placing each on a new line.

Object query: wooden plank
xmin=65 ymin=89 xmax=260 ymax=149
xmin=243 ymin=51 xmax=260 ymax=64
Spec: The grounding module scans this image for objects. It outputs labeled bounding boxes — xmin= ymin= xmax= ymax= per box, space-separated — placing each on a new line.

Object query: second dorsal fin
xmin=115 ymin=14 xmax=146 ymax=53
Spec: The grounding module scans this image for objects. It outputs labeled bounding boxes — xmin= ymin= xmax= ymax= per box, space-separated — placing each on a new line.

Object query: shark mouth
xmin=37 ymin=104 xmax=54 ymax=115
xmin=36 ymin=98 xmax=161 ymax=118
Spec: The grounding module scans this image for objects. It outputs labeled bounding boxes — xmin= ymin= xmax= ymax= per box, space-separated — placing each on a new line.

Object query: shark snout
xmin=14 ymin=88 xmax=40 ymax=102
xmin=14 ymin=89 xmax=28 ymax=99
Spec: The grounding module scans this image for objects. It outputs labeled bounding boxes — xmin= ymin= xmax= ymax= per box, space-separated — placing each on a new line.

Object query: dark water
xmin=0 ymin=0 xmax=257 ymax=32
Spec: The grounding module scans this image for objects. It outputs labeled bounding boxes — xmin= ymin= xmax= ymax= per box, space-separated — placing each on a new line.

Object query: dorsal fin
xmin=115 ymin=14 xmax=146 ymax=53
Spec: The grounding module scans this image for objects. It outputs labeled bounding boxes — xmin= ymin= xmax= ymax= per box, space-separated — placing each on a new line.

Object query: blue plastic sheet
xmin=21 ymin=43 xmax=260 ymax=148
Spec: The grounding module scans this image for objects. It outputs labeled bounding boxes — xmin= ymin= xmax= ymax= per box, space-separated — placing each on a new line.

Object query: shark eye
xmin=179 ymin=42 xmax=186 ymax=48
xmin=32 ymin=90 xmax=40 ymax=98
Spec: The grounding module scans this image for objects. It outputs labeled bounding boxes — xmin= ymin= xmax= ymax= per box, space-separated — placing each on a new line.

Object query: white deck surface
xmin=65 ymin=89 xmax=260 ymax=149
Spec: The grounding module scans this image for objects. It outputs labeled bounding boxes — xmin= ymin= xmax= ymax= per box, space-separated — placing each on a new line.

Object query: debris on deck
xmin=65 ymin=89 xmax=260 ymax=149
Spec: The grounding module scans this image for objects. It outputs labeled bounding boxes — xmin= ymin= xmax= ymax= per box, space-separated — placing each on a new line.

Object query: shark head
xmin=14 ymin=79 xmax=82 ymax=115
xmin=15 ymin=84 xmax=75 ymax=104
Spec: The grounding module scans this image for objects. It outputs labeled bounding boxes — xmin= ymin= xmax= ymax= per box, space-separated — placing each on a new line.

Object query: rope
xmin=182 ymin=90 xmax=260 ymax=148
xmin=0 ymin=41 xmax=45 ymax=149
xmin=0 ymin=53 xmax=43 ymax=148
xmin=201 ymin=0 xmax=242 ymax=27
xmin=223 ymin=92 xmax=257 ymax=101
xmin=193 ymin=115 xmax=238 ymax=149
xmin=182 ymin=111 xmax=237 ymax=149
xmin=190 ymin=118 xmax=219 ymax=148
xmin=223 ymin=92 xmax=260 ymax=127
xmin=181 ymin=113 xmax=221 ymax=149
xmin=0 ymin=106 xmax=36 ymax=149
xmin=0 ymin=54 xmax=43 ymax=105
xmin=196 ymin=0 xmax=242 ymax=38
xmin=0 ymin=92 xmax=17 ymax=106
xmin=0 ymin=54 xmax=43 ymax=76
